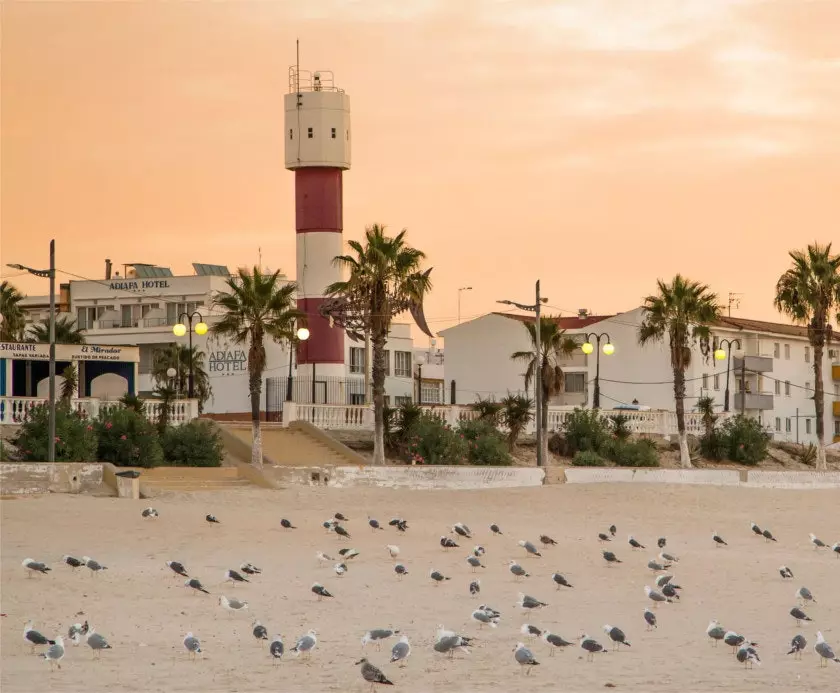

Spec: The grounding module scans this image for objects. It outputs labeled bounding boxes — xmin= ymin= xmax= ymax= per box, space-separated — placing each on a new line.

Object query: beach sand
xmin=1 ymin=483 xmax=838 ymax=692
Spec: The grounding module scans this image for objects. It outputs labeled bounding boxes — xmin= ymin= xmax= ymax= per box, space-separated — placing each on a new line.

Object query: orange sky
xmin=2 ymin=1 xmax=839 ymax=340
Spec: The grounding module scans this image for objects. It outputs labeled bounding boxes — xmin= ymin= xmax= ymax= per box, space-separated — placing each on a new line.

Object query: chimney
xmin=105 ymin=258 xmax=112 ymax=280
xmin=577 ymin=309 xmax=589 ymax=318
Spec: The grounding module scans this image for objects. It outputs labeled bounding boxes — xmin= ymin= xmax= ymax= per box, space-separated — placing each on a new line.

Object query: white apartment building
xmin=441 ymin=307 xmax=840 ymax=445
xmin=16 ymin=261 xmax=433 ymax=417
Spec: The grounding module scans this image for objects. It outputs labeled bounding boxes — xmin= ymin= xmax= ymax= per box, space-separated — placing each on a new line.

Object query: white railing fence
xmin=0 ymin=396 xmax=199 ymax=427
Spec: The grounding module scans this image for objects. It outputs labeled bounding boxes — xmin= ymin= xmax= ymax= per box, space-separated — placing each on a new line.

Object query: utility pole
xmin=534 ymin=280 xmax=543 ymax=468
xmin=48 ymin=241 xmax=56 ymax=463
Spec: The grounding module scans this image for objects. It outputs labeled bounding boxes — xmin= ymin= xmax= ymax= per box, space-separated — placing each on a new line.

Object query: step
xmin=143 ymin=467 xmax=240 ymax=479
xmin=142 ymin=479 xmax=253 ymax=490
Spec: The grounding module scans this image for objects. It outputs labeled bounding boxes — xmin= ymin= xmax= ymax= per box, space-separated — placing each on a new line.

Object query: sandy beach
xmin=2 ymin=483 xmax=838 ymax=692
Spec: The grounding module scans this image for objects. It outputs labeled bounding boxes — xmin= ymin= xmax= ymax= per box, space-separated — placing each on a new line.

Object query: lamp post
xmin=7 ymin=240 xmax=56 ymax=462
xmin=172 ymin=311 xmax=208 ymax=399
xmin=498 ymin=280 xmax=547 ymax=467
xmin=415 ymin=353 xmax=426 ymax=404
xmin=457 ymin=286 xmax=472 ymax=324
xmin=166 ymin=366 xmax=177 ymax=393
xmin=286 ymin=326 xmax=310 ymax=402
xmin=713 ymin=338 xmax=742 ymax=413
xmin=580 ymin=332 xmax=614 ymax=409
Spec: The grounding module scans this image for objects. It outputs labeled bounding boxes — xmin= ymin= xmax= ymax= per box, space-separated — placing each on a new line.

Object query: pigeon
xmin=253 ymin=620 xmax=268 ymax=641
xmin=542 ymin=631 xmax=573 ymax=655
xmin=362 ymin=628 xmax=400 ymax=649
xmin=280 ymin=518 xmax=296 ymax=529
xmin=539 ymin=534 xmax=558 ymax=547
xmin=452 ymin=523 xmax=471 ymax=538
xmin=517 ymin=593 xmax=547 ymax=610
xmin=750 ymin=522 xmax=763 ymax=536
xmin=471 ymin=609 xmax=498 ymax=628
xmin=269 ymin=634 xmax=284 ymax=662
xmin=356 ymin=657 xmax=394 ymax=687
xmin=167 ymin=561 xmax=189 ymax=577
xmin=368 ymin=517 xmax=384 ymax=531
xmin=552 ymin=572 xmax=573 ymax=588
xmin=23 ymin=621 xmax=55 ymax=652
xmin=22 ymin=558 xmax=51 ymax=576
xmin=509 ymin=561 xmax=529 ymax=580
xmin=603 ymin=624 xmax=631 ymax=650
xmin=206 ymin=514 xmax=220 ymax=524
xmin=598 ymin=533 xmax=612 ymax=542
xmin=706 ymin=620 xmax=726 ymax=646
xmin=809 ymin=533 xmax=825 ymax=549
xmin=334 ymin=563 xmax=347 ymax=577
xmin=225 ymin=569 xmax=250 ymax=585
xmin=519 ymin=540 xmax=542 ymax=557
xmin=736 ymin=645 xmax=761 ymax=668
xmin=430 ymin=569 xmax=450 ymax=585
xmin=520 ymin=624 xmax=541 ymax=640
xmin=712 ymin=531 xmax=727 ymax=546
xmin=490 ymin=523 xmax=503 ymax=535
xmin=394 ymin=564 xmax=408 ymax=579
xmin=657 ymin=537 xmax=667 ymax=548
xmin=628 ymin=535 xmax=645 ymax=549
xmin=659 ymin=551 xmax=679 ymax=563
xmin=603 ymin=551 xmax=622 ymax=565
xmin=41 ymin=636 xmax=65 ymax=669
xmin=316 ymin=551 xmax=335 ymax=565
xmin=85 ymin=630 xmax=112 ymax=658
xmin=185 ymin=578 xmax=209 ymax=594
xmin=724 ymin=631 xmax=756 ymax=653
xmin=440 ymin=536 xmax=459 ymax=549
xmin=339 ymin=547 xmax=359 ymax=560
xmin=790 ymin=607 xmax=811 ymax=625
xmin=643 ymin=609 xmax=657 ymax=630
xmin=334 ymin=512 xmax=348 ymax=521
xmin=141 ymin=507 xmax=159 ymax=518
xmin=61 ymin=555 xmax=85 ymax=570
xmin=68 ymin=621 xmax=89 ymax=645
xmin=311 ymin=582 xmax=333 ymax=600
xmin=469 ymin=580 xmax=481 ymax=596
xmin=390 ymin=635 xmax=411 ymax=667
xmin=814 ymin=631 xmax=840 ymax=667
xmin=787 ymin=634 xmax=807 ymax=659
xmin=291 ymin=630 xmax=318 ymax=659
xmin=472 ymin=545 xmax=485 ymax=557
xmin=466 ymin=555 xmax=485 ymax=571
xmin=386 ymin=545 xmax=400 ymax=559
xmin=579 ymin=634 xmax=606 ymax=661
xmin=240 ymin=562 xmax=262 ymax=575
xmin=644 ymin=586 xmax=671 ymax=607
xmin=779 ymin=565 xmax=794 ymax=579
xmin=513 ymin=642 xmax=540 ymax=673
xmin=762 ymin=529 xmax=777 ymax=542
xmin=219 ymin=595 xmax=248 ymax=614
xmin=647 ymin=559 xmax=671 ymax=572
xmin=82 ymin=556 xmax=107 ymax=575
xmin=796 ymin=586 xmax=816 ymax=604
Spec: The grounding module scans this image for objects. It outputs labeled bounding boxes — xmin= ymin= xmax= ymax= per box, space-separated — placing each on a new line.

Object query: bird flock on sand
xmin=14 ymin=506 xmax=840 ymax=688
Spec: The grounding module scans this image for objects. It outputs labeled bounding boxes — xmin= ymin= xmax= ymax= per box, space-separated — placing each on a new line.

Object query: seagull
xmin=240 ymin=562 xmax=262 ymax=575
xmin=478 ymin=604 xmax=501 ymax=619
xmin=603 ymin=624 xmax=631 ymax=650
xmin=141 ymin=507 xmax=159 ymax=518
xmin=185 ymin=578 xmax=209 ymax=594
xmin=598 ymin=533 xmax=612 ymax=542
xmin=472 ymin=545 xmax=485 ymax=557
xmin=291 ymin=630 xmax=318 ymax=659
xmin=762 ymin=529 xmax=777 ymax=542
xmin=269 ymin=634 xmax=284 ymax=663
xmin=787 ymin=634 xmax=807 ymax=659
xmin=657 ymin=537 xmax=667 ymax=548
xmin=647 ymin=559 xmax=671 ymax=572
xmin=334 ymin=512 xmax=349 ymax=521
xmin=551 ymin=572 xmax=573 ymax=589
xmin=68 ymin=621 xmax=89 ymax=645
xmin=609 ymin=524 xmax=617 ymax=536
xmin=390 ymin=635 xmax=411 ymax=667
xmin=452 ymin=523 xmax=472 ymax=538
xmin=736 ymin=645 xmax=761 ymax=668
xmin=832 ymin=542 xmax=840 ymax=557
xmin=253 ymin=620 xmax=268 ymax=641
xmin=466 ymin=555 xmax=485 ymax=571
xmin=796 ymin=586 xmax=816 ymax=604
xmin=362 ymin=629 xmax=400 ymax=650
xmin=225 ymin=569 xmax=250 ymax=585
xmin=509 ymin=561 xmax=529 ymax=580
xmin=356 ymin=657 xmax=394 ymax=688
xmin=42 ymin=636 xmax=65 ymax=670
xmin=517 ymin=593 xmax=547 ymax=610
xmin=316 ymin=551 xmax=335 ymax=565
xmin=334 ymin=562 xmax=347 ymax=577
xmin=430 ymin=569 xmax=450 ymax=585
xmin=206 ymin=514 xmax=220 ymax=524
xmin=183 ymin=632 xmax=201 ymax=660
xmin=712 ymin=531 xmax=727 ymax=547
xmin=706 ymin=620 xmax=726 ymax=646
xmin=311 ymin=582 xmax=333 ymax=600
xmin=628 ymin=535 xmax=645 ymax=549
xmin=280 ymin=518 xmax=297 ymax=529
xmin=82 ymin=556 xmax=107 ymax=575
xmin=602 ymin=551 xmax=622 ymax=565
xmin=643 ymin=609 xmax=657 ymax=630
xmin=790 ymin=607 xmax=812 ymax=626
xmin=433 ymin=626 xmax=472 ymax=658
xmin=542 ymin=631 xmax=573 ymax=655
xmin=519 ymin=540 xmax=542 ymax=558
xmin=21 ymin=558 xmax=51 ymax=577
xmin=654 ymin=574 xmax=675 ymax=588
xmin=661 ymin=583 xmax=681 ymax=600
xmin=539 ymin=534 xmax=558 ymax=547
xmin=519 ymin=624 xmax=541 ymax=643
xmin=513 ymin=642 xmax=540 ymax=674
xmin=469 ymin=580 xmax=480 ymax=596
xmin=386 ymin=545 xmax=400 ymax=559
xmin=85 ymin=629 xmax=112 ymax=658
xmin=471 ymin=609 xmax=498 ymax=629
xmin=490 ymin=523 xmax=503 ymax=535
xmin=579 ymin=634 xmax=606 ymax=661
xmin=809 ymin=533 xmax=825 ymax=549
xmin=61 ymin=555 xmax=85 ymax=570
xmin=219 ymin=595 xmax=248 ymax=614
xmin=779 ymin=565 xmax=794 ymax=579
xmin=750 ymin=522 xmax=763 ymax=537
xmin=338 ymin=547 xmax=359 ymax=560
xmin=394 ymin=564 xmax=408 ymax=579
xmin=644 ymin=586 xmax=671 ymax=607
xmin=167 ymin=560 xmax=189 ymax=577
xmin=323 ymin=519 xmax=337 ymax=532
xmin=724 ymin=631 xmax=756 ymax=653
xmin=440 ymin=536 xmax=459 ymax=549
xmin=368 ymin=517 xmax=384 ymax=531
xmin=23 ymin=621 xmax=55 ymax=652
xmin=659 ymin=551 xmax=679 ymax=563
xmin=389 ymin=518 xmax=409 ymax=532
xmin=815 ymin=631 xmax=840 ymax=667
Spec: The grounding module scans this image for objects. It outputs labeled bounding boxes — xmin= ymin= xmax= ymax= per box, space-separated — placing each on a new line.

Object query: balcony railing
xmin=733 ymin=356 xmax=774 ymax=373
xmin=734 ymin=392 xmax=775 ymax=411
xmin=0 ymin=396 xmax=198 ymax=426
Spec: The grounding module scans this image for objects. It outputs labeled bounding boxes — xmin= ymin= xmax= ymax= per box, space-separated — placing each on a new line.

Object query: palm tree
xmin=211 ymin=267 xmax=302 ymax=467
xmin=774 ymin=242 xmax=840 ymax=471
xmin=511 ymin=317 xmax=578 ymax=464
xmin=28 ymin=314 xmax=86 ymax=344
xmin=500 ymin=394 xmax=533 ymax=452
xmin=638 ymin=275 xmax=722 ymax=468
xmin=60 ymin=364 xmax=78 ymax=402
xmin=0 ymin=281 xmax=27 ymax=341
xmin=472 ymin=397 xmax=502 ymax=425
xmin=152 ymin=343 xmax=212 ymax=413
xmin=695 ymin=395 xmax=717 ymax=439
xmin=325 ymin=225 xmax=432 ymax=465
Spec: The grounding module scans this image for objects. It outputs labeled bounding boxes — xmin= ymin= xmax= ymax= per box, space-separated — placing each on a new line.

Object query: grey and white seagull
xmin=796 ymin=586 xmax=816 ymax=604
xmin=706 ymin=620 xmax=726 ymax=646
xmin=219 ymin=595 xmax=249 ymax=614
xmin=542 ymin=631 xmax=573 ymax=655
xmin=82 ymin=556 xmax=107 ymax=575
xmin=579 ymin=634 xmax=606 ymax=661
xmin=311 ymin=582 xmax=333 ymax=600
xmin=22 ymin=558 xmax=51 ymax=577
xmin=225 ymin=569 xmax=250 ymax=585
xmin=466 ymin=555 xmax=485 ymax=571
xmin=61 ymin=555 xmax=85 ymax=570
xmin=390 ymin=635 xmax=411 ymax=667
xmin=809 ymin=533 xmax=826 ymax=549
xmin=779 ymin=565 xmax=794 ymax=579
xmin=736 ymin=645 xmax=761 ymax=668
xmin=42 ymin=636 xmax=65 ymax=670
xmin=647 ymin=559 xmax=671 ymax=573
xmin=552 ymin=572 xmax=573 ymax=588
xmin=471 ymin=609 xmax=498 ymax=629
xmin=520 ymin=624 xmax=541 ymax=641
xmin=183 ymin=632 xmax=201 ymax=660
xmin=394 ymin=564 xmax=408 ymax=579
xmin=269 ymin=634 xmax=284 ymax=663
xmin=490 ymin=523 xmax=503 ymax=535
xmin=602 ymin=551 xmax=622 ymax=565
xmin=513 ymin=642 xmax=540 ymax=674
xmin=167 ymin=561 xmax=189 ymax=577
xmin=469 ymin=579 xmax=481 ymax=596
xmin=786 ymin=634 xmax=807 ymax=659
xmin=644 ymin=585 xmax=671 ymax=607
xmin=628 ymin=535 xmax=645 ymax=550
xmin=723 ymin=631 xmax=756 ymax=653
xmin=85 ymin=629 xmax=113 ymax=658
xmin=603 ymin=624 xmax=631 ymax=650
xmin=185 ymin=578 xmax=209 ymax=594
xmin=509 ymin=561 xmax=529 ymax=580
xmin=362 ymin=628 xmax=400 ymax=650
xmin=712 ymin=531 xmax=728 ymax=547
xmin=814 ymin=631 xmax=840 ymax=667
xmin=429 ymin=569 xmax=450 ymax=585
xmin=253 ymin=620 xmax=268 ymax=641
xmin=790 ymin=606 xmax=812 ymax=626
xmin=517 ymin=593 xmax=547 ymax=610
xmin=291 ymin=630 xmax=318 ymax=659
xmin=643 ymin=609 xmax=657 ymax=630
xmin=433 ymin=626 xmax=472 ymax=658
xmin=750 ymin=522 xmax=763 ymax=537
xmin=23 ymin=621 xmax=55 ymax=652
xmin=452 ymin=523 xmax=472 ymax=538
xmin=141 ymin=507 xmax=159 ymax=518
xmin=356 ymin=657 xmax=394 ymax=688
xmin=518 ymin=540 xmax=542 ymax=558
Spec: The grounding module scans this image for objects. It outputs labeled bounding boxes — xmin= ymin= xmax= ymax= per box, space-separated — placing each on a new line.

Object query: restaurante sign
xmin=0 ymin=342 xmax=140 ymax=363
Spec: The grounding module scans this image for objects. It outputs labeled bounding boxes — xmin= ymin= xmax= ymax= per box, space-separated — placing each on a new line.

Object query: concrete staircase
xmin=139 ymin=466 xmax=254 ymax=492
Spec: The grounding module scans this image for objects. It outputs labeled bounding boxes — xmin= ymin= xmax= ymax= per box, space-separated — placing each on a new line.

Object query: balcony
xmin=733 ymin=356 xmax=773 ymax=373
xmin=734 ymin=392 xmax=774 ymax=411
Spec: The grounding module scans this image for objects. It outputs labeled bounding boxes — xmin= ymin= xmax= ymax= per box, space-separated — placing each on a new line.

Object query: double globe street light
xmin=713 ymin=338 xmax=744 ymax=413
xmin=172 ymin=312 xmax=208 ymax=399
xmin=580 ymin=332 xmax=614 ymax=409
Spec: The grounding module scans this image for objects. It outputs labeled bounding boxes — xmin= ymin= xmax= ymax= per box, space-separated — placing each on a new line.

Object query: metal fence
xmin=265 ymin=376 xmax=367 ymax=421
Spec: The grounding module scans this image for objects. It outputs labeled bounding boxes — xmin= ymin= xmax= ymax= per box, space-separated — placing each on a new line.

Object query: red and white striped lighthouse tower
xmin=285 ymin=64 xmax=351 ymax=399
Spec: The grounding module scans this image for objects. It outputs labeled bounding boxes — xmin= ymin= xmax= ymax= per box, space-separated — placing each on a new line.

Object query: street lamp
xmin=713 ymin=338 xmax=742 ymax=413
xmin=457 ymin=286 xmax=472 ymax=324
xmin=7 ymin=239 xmax=57 ymax=463
xmin=286 ymin=325 xmax=310 ymax=402
xmin=498 ymin=280 xmax=548 ymax=467
xmin=415 ymin=352 xmax=426 ymax=404
xmin=172 ymin=311 xmax=208 ymax=399
xmin=580 ymin=332 xmax=614 ymax=409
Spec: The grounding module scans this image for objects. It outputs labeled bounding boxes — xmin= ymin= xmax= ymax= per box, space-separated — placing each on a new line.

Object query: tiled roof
xmin=492 ymin=312 xmax=615 ymax=329
xmin=714 ymin=316 xmax=810 ymax=339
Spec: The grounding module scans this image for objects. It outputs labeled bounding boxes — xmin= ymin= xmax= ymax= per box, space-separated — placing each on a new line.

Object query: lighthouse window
xmin=289 ymin=129 xmax=293 ymax=140
xmin=331 ymin=127 xmax=336 ymax=139
xmin=307 ymin=127 xmax=313 ymax=139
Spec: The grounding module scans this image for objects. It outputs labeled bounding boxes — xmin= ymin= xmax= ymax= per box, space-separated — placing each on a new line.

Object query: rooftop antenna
xmin=296 ymin=38 xmax=300 ymax=92
xmin=728 ymin=292 xmax=742 ymax=317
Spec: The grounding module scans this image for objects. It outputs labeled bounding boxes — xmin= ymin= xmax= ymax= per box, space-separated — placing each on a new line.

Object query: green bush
xmin=602 ymin=438 xmax=660 ymax=467
xmin=404 ymin=412 xmax=467 ymax=465
xmin=699 ymin=431 xmax=728 ymax=461
xmin=13 ymin=402 xmax=98 ymax=462
xmin=572 ymin=450 xmax=606 ymax=466
xmin=608 ymin=414 xmax=632 ymax=441
xmin=161 ymin=420 xmax=223 ymax=467
xmin=561 ymin=408 xmax=610 ymax=454
xmin=458 ymin=419 xmax=512 ymax=466
xmin=95 ymin=407 xmax=163 ymax=468
xmin=719 ymin=415 xmax=770 ymax=465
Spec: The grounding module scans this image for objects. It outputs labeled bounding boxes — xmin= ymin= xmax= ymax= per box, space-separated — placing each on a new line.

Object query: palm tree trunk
xmin=371 ymin=329 xmax=387 ymax=466
xmin=249 ymin=368 xmax=263 ymax=468
xmin=812 ymin=344 xmax=827 ymax=471
xmin=673 ymin=367 xmax=692 ymax=468
xmin=540 ymin=391 xmax=549 ymax=465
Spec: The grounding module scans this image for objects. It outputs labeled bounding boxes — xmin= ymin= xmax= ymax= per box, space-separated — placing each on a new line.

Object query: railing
xmin=0 ymin=396 xmax=198 ymax=426
xmin=283 ymin=402 xmax=372 ymax=430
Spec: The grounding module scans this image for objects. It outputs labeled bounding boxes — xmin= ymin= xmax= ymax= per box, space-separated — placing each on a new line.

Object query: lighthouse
xmin=285 ymin=64 xmax=351 ymax=401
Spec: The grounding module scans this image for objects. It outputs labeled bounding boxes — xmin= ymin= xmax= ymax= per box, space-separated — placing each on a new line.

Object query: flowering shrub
xmin=95 ymin=407 xmax=163 ymax=468
xmin=457 ymin=419 xmax=512 ymax=466
xmin=13 ymin=402 xmax=98 ymax=462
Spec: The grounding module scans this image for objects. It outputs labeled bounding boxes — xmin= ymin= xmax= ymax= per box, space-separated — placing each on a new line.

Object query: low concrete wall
xmin=743 ymin=470 xmax=840 ymax=489
xmin=564 ymin=468 xmax=743 ymax=486
xmin=0 ymin=462 xmax=104 ymax=495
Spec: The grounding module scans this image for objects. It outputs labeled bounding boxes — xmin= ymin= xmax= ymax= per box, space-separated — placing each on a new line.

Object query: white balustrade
xmin=0 ymin=396 xmax=199 ymax=427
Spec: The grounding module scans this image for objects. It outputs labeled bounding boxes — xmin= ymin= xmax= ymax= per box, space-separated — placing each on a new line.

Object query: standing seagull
xmin=603 ymin=551 xmax=622 ymax=565
xmin=519 ymin=540 xmax=542 ymax=558
xmin=517 ymin=593 xmax=547 ymax=610
xmin=141 ymin=507 xmax=159 ymax=518
xmin=85 ymin=630 xmax=113 ymax=658
xmin=490 ymin=524 xmax=503 ymax=535
xmin=362 ymin=629 xmax=400 ymax=650
xmin=311 ymin=582 xmax=333 ymax=600
xmin=292 ymin=630 xmax=318 ymax=659
xmin=240 ymin=562 xmax=262 ymax=576
xmin=509 ymin=561 xmax=530 ymax=580
xmin=787 ymin=634 xmax=807 ymax=659
xmin=167 ymin=561 xmax=189 ymax=577
xmin=552 ymin=572 xmax=573 ymax=589
xmin=42 ymin=636 xmax=65 ymax=670
xmin=183 ymin=632 xmax=201 ymax=660
xmin=796 ymin=586 xmax=816 ymax=604
xmin=706 ymin=620 xmax=726 ymax=646
xmin=185 ymin=578 xmax=209 ymax=594
xmin=609 ymin=524 xmax=617 ymax=537
xmin=280 ymin=518 xmax=297 ymax=529
xmin=452 ymin=523 xmax=472 ymax=538
xmin=386 ymin=545 xmax=400 ymax=559
xmin=779 ymin=565 xmax=794 ymax=579
xmin=224 ymin=569 xmax=250 ymax=586
xmin=539 ymin=534 xmax=558 ymax=547
xmin=809 ymin=533 xmax=826 ymax=549
xmin=750 ymin=522 xmax=763 ymax=537
xmin=334 ymin=524 xmax=351 ymax=540
xmin=598 ymin=532 xmax=612 ymax=542
xmin=429 ymin=569 xmax=450 ymax=585
xmin=542 ymin=631 xmax=573 ymax=655
xmin=82 ymin=556 xmax=107 ymax=575
xmin=253 ymin=620 xmax=268 ymax=641
xmin=579 ymin=635 xmax=606 ymax=661
xmin=790 ymin=607 xmax=812 ymax=626
xmin=762 ymin=528 xmax=777 ymax=542
xmin=394 ymin=564 xmax=408 ymax=579
xmin=628 ymin=535 xmax=645 ymax=550
xmin=513 ymin=642 xmax=540 ymax=674
xmin=712 ymin=531 xmax=727 ymax=547
xmin=644 ymin=586 xmax=671 ymax=607
xmin=23 ymin=621 xmax=55 ymax=652
xmin=736 ymin=645 xmax=761 ymax=668
xmin=356 ymin=658 xmax=394 ymax=689
xmin=471 ymin=609 xmax=498 ymax=629
xmin=469 ymin=579 xmax=481 ymax=596
xmin=657 ymin=537 xmax=667 ymax=549
xmin=68 ymin=621 xmax=89 ymax=646
xmin=61 ymin=555 xmax=85 ymax=570
xmin=206 ymin=514 xmax=220 ymax=524
xmin=814 ymin=631 xmax=840 ymax=667
xmin=334 ymin=562 xmax=347 ymax=577
xmin=269 ymin=635 xmax=284 ymax=663
xmin=643 ymin=609 xmax=657 ymax=630
xmin=832 ymin=542 xmax=840 ymax=557
xmin=334 ymin=512 xmax=349 ymax=522
xmin=647 ymin=559 xmax=671 ymax=573
xmin=219 ymin=595 xmax=249 ymax=615
xmin=466 ymin=555 xmax=485 ymax=571
xmin=440 ymin=536 xmax=459 ymax=549
xmin=390 ymin=635 xmax=411 ymax=667
xmin=21 ymin=558 xmax=51 ymax=577
xmin=368 ymin=517 xmax=384 ymax=531
xmin=603 ymin=624 xmax=631 ymax=650
xmin=520 ymin=624 xmax=542 ymax=641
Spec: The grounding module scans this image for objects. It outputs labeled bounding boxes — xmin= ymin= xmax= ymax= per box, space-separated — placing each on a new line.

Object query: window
xmin=804 ymin=346 xmax=810 ymax=363
xmin=805 ymin=419 xmax=811 ymax=434
xmin=774 ymin=380 xmax=781 ymax=395
xmin=349 ymin=393 xmax=364 ymax=405
xmin=785 ymin=418 xmax=791 ymax=433
xmin=289 ymin=129 xmax=293 ymax=140
xmin=420 ymin=384 xmax=441 ymax=404
xmin=702 ymin=373 xmax=709 ymax=390
xmin=714 ymin=374 xmax=720 ymax=391
xmin=773 ymin=342 xmax=780 ymax=358
xmin=349 ymin=347 xmax=364 ymax=374
xmin=383 ymin=350 xmax=391 ymax=376
xmin=835 ymin=420 xmax=840 ymax=436
xmin=166 ymin=301 xmax=204 ymax=326
xmin=736 ymin=378 xmax=742 ymax=392
xmin=805 ymin=382 xmax=811 ymax=398
xmin=564 ymin=373 xmax=586 ymax=393
xmin=394 ymin=396 xmax=412 ymax=407
xmin=394 ymin=351 xmax=412 ymax=377
xmin=331 ymin=127 xmax=336 ymax=139
xmin=775 ymin=417 xmax=781 ymax=432
xmin=785 ymin=380 xmax=791 ymax=396
xmin=784 ymin=344 xmax=790 ymax=360
xmin=307 ymin=127 xmax=313 ymax=139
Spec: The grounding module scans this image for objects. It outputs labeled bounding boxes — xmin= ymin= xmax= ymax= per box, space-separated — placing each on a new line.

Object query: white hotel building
xmin=18 ymin=261 xmax=443 ymax=418
xmin=440 ymin=307 xmax=840 ymax=446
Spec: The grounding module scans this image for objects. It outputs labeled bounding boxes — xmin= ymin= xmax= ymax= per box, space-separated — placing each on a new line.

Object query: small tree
xmin=608 ymin=413 xmax=632 ymax=441
xmin=28 ymin=314 xmax=86 ymax=344
xmin=0 ymin=281 xmax=26 ymax=341
xmin=60 ymin=364 xmax=78 ymax=403
xmin=695 ymin=395 xmax=717 ymax=439
xmin=472 ymin=397 xmax=502 ymax=426
xmin=500 ymin=394 xmax=533 ymax=451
